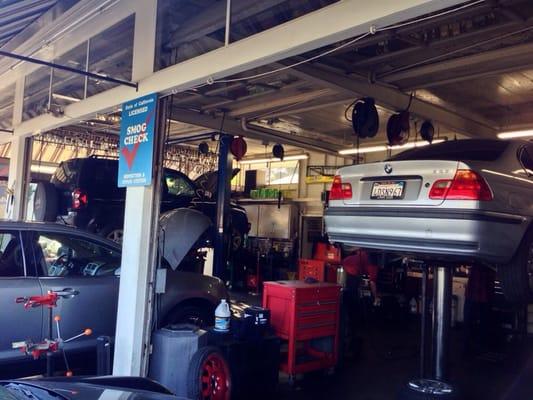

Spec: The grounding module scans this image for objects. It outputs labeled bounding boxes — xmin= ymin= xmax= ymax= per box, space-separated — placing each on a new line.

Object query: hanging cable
xmin=185 ymin=0 xmax=485 ymax=91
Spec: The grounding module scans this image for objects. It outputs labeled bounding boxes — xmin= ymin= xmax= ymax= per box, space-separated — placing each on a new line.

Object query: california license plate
xmin=371 ymin=181 xmax=405 ymax=200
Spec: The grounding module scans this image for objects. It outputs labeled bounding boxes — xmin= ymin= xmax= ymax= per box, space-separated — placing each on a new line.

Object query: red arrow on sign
xmin=121 ymin=142 xmax=140 ymax=170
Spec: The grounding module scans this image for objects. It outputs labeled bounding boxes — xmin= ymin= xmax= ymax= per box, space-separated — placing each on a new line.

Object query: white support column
xmin=6 ymin=78 xmax=31 ymax=221
xmin=113 ymin=0 xmax=159 ymax=377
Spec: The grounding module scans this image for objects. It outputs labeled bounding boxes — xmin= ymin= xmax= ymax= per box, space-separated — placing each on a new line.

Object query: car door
xmin=26 ymin=229 xmax=121 ymax=354
xmin=0 ymin=230 xmax=42 ymax=365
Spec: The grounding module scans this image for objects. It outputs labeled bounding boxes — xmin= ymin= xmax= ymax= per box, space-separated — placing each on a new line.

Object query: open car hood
xmin=159 ymin=208 xmax=211 ymax=270
xmin=193 ymin=168 xmax=240 ymax=198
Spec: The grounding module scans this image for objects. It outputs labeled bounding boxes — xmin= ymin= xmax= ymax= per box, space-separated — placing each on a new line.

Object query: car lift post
xmin=410 ymin=264 xmax=454 ymax=396
xmin=214 ymin=134 xmax=233 ymax=280
xmin=419 ymin=267 xmax=431 ymax=378
xmin=433 ymin=266 xmax=452 ymax=381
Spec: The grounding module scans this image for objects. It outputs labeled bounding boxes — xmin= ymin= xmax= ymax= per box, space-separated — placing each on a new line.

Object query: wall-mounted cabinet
xmin=240 ymin=202 xmax=298 ymax=239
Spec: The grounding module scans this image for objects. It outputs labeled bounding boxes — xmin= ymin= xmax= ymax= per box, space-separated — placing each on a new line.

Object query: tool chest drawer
xmin=263 ymin=280 xmax=341 ymax=376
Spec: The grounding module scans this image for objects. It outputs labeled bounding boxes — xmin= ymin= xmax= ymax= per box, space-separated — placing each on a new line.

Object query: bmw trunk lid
xmin=338 ymin=160 xmax=460 ymax=206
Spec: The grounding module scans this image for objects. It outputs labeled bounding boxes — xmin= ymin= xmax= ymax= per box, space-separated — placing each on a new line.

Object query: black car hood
xmin=193 ymin=168 xmax=240 ymax=198
xmin=1 ymin=377 xmax=185 ymax=400
xmin=159 ymin=208 xmax=211 ymax=270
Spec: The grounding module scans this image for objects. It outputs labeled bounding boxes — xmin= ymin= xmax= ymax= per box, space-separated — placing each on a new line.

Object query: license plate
xmin=371 ymin=181 xmax=405 ymax=200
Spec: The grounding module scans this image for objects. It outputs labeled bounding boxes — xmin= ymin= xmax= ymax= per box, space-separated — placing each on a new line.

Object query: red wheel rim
xmin=199 ymin=353 xmax=231 ymax=400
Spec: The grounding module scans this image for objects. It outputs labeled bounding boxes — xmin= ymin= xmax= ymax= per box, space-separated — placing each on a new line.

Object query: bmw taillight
xmin=329 ymin=175 xmax=352 ymax=200
xmin=429 ymin=170 xmax=493 ymax=201
xmin=72 ymin=188 xmax=88 ymax=209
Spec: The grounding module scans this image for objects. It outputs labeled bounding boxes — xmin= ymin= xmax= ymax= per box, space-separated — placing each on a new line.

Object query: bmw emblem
xmin=384 ymin=164 xmax=393 ymax=174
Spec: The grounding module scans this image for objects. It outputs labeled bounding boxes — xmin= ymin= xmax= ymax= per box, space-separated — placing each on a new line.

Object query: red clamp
xmin=12 ymin=339 xmax=60 ymax=359
xmin=16 ymin=292 xmax=59 ymax=309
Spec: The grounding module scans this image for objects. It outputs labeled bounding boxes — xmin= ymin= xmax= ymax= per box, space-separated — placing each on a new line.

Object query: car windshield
xmin=389 ymin=139 xmax=509 ymax=162
xmin=165 ymin=170 xmax=195 ymax=197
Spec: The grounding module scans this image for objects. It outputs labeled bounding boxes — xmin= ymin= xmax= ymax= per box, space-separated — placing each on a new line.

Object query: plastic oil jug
xmin=214 ymin=299 xmax=231 ymax=333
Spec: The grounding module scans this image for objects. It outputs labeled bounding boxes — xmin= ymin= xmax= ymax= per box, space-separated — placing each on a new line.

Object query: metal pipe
xmin=224 ymin=0 xmax=232 ymax=46
xmin=166 ymin=132 xmax=216 ymax=145
xmin=420 ymin=266 xmax=429 ymax=378
xmin=213 ymin=134 xmax=233 ymax=279
xmin=433 ymin=266 xmax=452 ymax=381
xmin=47 ymin=67 xmax=53 ymax=110
xmin=84 ymin=39 xmax=90 ymax=99
xmin=0 ymin=49 xmax=138 ymax=89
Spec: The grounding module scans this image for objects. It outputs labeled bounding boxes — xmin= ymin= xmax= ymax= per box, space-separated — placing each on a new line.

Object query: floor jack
xmin=12 ymin=289 xmax=92 ymax=377
xmin=398 ymin=266 xmax=458 ymax=399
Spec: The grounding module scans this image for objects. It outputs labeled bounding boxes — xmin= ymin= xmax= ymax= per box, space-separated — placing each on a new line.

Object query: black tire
xmin=396 ymin=380 xmax=460 ymax=400
xmin=33 ymin=182 xmax=58 ymax=222
xmin=100 ymin=224 xmax=124 ymax=244
xmin=187 ymin=346 xmax=231 ymax=400
xmin=499 ymin=228 xmax=533 ymax=304
xmin=167 ymin=305 xmax=213 ymax=329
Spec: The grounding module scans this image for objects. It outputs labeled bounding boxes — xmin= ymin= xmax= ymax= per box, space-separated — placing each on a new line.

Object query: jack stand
xmin=12 ymin=289 xmax=91 ymax=377
xmin=397 ymin=265 xmax=458 ymax=399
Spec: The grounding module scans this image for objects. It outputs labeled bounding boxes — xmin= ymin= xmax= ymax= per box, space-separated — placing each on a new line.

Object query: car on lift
xmin=0 ymin=216 xmax=227 ymax=377
xmin=37 ymin=156 xmax=248 ymax=248
xmin=324 ymin=139 xmax=533 ymax=303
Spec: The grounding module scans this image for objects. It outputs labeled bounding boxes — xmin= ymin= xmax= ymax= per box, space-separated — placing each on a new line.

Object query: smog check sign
xmin=118 ymin=93 xmax=157 ymax=187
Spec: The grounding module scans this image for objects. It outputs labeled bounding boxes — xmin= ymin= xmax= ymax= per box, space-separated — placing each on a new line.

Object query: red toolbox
xmin=263 ymin=281 xmax=342 ymax=377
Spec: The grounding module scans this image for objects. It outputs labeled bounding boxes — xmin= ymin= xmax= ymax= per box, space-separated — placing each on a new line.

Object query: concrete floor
xmin=231 ymin=290 xmax=533 ymax=400
xmin=273 ymin=317 xmax=533 ymax=400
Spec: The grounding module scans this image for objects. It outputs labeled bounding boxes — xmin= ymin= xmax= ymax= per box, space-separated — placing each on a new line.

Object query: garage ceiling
xmin=165 ymin=0 xmax=533 ymax=152
xmin=3 ymin=0 xmax=533 ymax=161
xmin=0 ymin=0 xmax=59 ymax=49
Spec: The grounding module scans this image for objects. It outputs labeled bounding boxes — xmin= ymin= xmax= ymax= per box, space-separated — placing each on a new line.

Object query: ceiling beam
xmin=201 ymin=80 xmax=309 ymax=111
xmin=251 ymin=97 xmax=353 ymax=120
xmin=379 ymin=40 xmax=533 ymax=83
xmin=316 ymin=0 xmax=502 ymax=58
xmin=228 ymin=88 xmax=335 ymax=118
xmin=403 ymin=62 xmax=533 ymax=90
xmin=172 ymin=109 xmax=344 ymax=156
xmin=350 ymin=19 xmax=521 ymax=69
xmin=290 ymin=63 xmax=499 ymax=138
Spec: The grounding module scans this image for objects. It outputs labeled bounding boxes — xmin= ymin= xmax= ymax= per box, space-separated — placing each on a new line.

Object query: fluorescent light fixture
xmin=52 ymin=93 xmax=81 ymax=103
xmin=339 ymin=145 xmax=388 ymax=155
xmin=497 ymin=130 xmax=533 ymax=139
xmin=239 ymin=154 xmax=308 ymax=164
xmin=339 ymin=139 xmax=445 ymax=155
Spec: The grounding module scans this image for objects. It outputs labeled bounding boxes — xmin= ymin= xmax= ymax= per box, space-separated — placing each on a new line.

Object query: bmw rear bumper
xmin=324 ymin=207 xmax=530 ymax=264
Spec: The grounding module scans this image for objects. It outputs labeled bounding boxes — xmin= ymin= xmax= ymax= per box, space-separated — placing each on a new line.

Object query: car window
xmin=518 ymin=145 xmax=533 ymax=176
xmin=0 ymin=232 xmax=24 ymax=277
xmin=30 ymin=232 xmax=121 ymax=277
xmin=165 ymin=171 xmax=195 ymax=197
xmin=390 ymin=139 xmax=509 ymax=162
